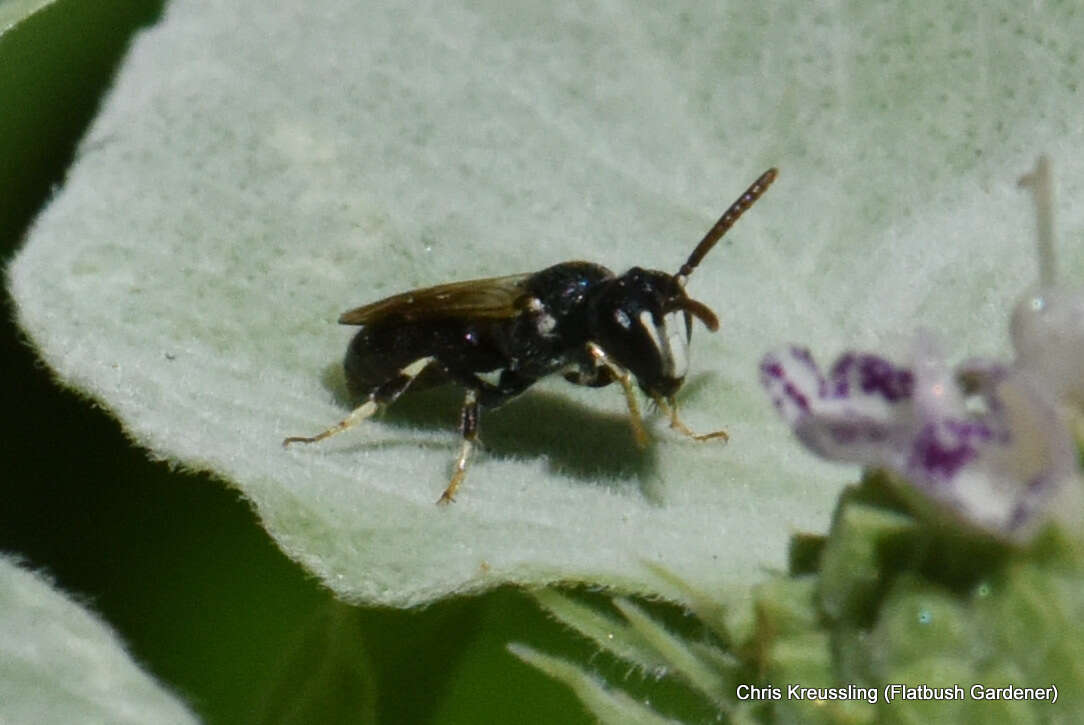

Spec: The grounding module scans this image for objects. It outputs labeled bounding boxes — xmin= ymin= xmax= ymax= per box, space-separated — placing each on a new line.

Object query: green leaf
xmin=9 ymin=0 xmax=1084 ymax=608
xmin=0 ymin=557 xmax=196 ymax=724
xmin=533 ymin=589 xmax=669 ymax=673
xmin=256 ymin=601 xmax=378 ymax=724
xmin=508 ymin=644 xmax=678 ymax=725
xmin=612 ymin=597 xmax=733 ymax=708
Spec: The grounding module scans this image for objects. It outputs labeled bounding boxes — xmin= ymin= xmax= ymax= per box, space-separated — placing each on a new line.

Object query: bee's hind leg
xmin=438 ymin=388 xmax=479 ymax=505
xmin=283 ymin=356 xmax=436 ymax=446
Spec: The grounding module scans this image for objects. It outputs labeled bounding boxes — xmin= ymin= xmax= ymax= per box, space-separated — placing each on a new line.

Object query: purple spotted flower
xmin=760 ymin=157 xmax=1083 ymax=541
xmin=760 ymin=334 xmax=1078 ymax=539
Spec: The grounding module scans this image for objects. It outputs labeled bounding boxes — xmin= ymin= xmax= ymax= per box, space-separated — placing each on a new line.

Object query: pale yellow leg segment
xmin=283 ymin=399 xmax=380 ymax=446
xmin=437 ymin=388 xmax=479 ymax=505
xmin=438 ymin=438 xmax=474 ymax=505
xmin=654 ymin=395 xmax=729 ymax=443
xmin=586 ymin=342 xmax=650 ymax=449
xmin=283 ymin=356 xmax=434 ymax=447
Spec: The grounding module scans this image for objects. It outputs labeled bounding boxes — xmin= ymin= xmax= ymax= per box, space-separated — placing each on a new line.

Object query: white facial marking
xmin=638 ymin=310 xmax=664 ymax=358
xmin=614 ymin=308 xmax=632 ymax=329
xmin=663 ymin=311 xmax=689 ymax=379
xmin=637 ymin=310 xmax=689 ymax=379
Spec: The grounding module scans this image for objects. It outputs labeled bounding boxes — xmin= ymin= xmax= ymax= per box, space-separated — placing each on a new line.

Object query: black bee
xmin=285 ymin=169 xmax=778 ymax=503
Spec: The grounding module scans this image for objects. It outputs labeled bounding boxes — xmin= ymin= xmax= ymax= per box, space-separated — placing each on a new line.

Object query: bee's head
xmin=584 ymin=168 xmax=776 ymax=398
xmin=589 ymin=268 xmax=719 ymax=398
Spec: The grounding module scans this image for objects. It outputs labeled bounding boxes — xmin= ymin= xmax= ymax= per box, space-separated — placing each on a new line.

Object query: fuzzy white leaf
xmin=9 ymin=0 xmax=1084 ymax=607
xmin=0 ymin=557 xmax=196 ymax=725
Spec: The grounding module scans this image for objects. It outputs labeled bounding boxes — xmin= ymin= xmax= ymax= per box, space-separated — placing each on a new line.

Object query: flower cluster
xmin=761 ymin=158 xmax=1082 ymax=540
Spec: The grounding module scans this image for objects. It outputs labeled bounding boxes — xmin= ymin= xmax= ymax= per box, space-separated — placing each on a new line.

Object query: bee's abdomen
xmin=344 ymin=318 xmax=509 ymax=400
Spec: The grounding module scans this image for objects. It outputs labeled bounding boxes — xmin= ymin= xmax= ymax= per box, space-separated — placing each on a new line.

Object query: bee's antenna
xmin=676 ymin=168 xmax=778 ymax=284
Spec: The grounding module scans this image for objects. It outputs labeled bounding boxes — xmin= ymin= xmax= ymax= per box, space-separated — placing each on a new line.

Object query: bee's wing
xmin=338 ymin=274 xmax=532 ymax=325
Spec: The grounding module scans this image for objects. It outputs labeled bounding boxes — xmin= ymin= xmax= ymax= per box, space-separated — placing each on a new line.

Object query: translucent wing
xmin=338 ymin=274 xmax=532 ymax=325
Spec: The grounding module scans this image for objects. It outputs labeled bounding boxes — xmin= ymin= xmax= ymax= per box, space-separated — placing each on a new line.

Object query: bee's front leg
xmin=583 ymin=342 xmax=650 ymax=449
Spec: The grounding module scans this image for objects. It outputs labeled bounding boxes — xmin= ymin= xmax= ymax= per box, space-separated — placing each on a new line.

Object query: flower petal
xmin=761 ymin=339 xmax=1078 ymax=540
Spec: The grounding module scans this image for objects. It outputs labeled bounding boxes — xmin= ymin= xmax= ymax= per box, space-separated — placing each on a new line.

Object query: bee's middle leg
xmin=438 ymin=388 xmax=479 ymax=505
xmin=653 ymin=395 xmax=729 ymax=443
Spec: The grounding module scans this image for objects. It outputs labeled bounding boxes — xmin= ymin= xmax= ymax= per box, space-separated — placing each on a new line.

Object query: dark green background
xmin=0 ymin=2 xmax=598 ymax=721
